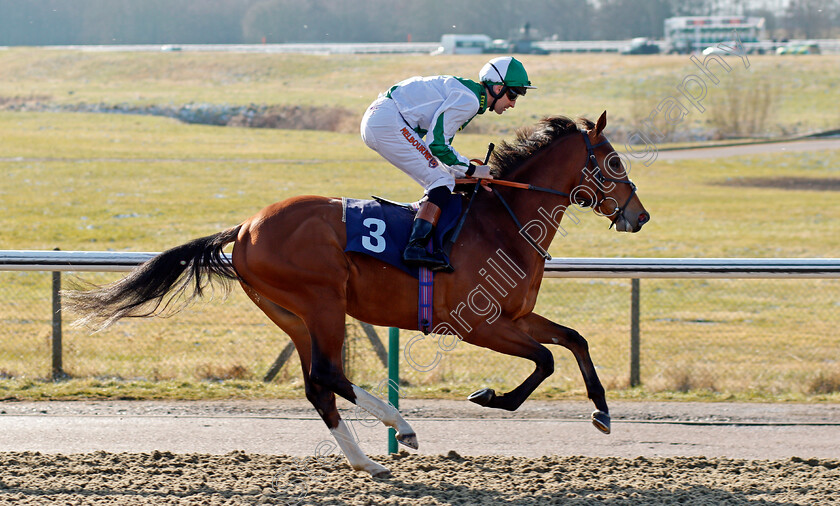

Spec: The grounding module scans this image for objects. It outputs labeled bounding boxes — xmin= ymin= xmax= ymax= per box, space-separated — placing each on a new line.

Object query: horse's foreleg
xmin=518 ymin=312 xmax=610 ymax=434
xmin=467 ymin=320 xmax=554 ymax=412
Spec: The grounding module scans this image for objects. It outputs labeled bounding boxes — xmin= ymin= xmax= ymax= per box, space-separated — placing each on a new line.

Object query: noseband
xmin=580 ymin=132 xmax=638 ymax=229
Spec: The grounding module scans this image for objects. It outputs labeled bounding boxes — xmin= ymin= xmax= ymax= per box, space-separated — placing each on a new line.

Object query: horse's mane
xmin=490 ymin=116 xmax=594 ymax=178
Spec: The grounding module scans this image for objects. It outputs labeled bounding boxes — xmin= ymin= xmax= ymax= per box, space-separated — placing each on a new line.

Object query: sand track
xmin=0 ymin=451 xmax=837 ymax=505
xmin=1 ymin=400 xmax=839 ymax=504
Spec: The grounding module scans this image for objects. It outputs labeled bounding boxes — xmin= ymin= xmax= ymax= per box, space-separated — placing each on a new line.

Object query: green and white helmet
xmin=479 ymin=56 xmax=536 ymax=90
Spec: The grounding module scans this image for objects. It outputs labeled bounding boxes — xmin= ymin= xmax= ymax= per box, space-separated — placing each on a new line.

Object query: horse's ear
xmin=594 ymin=111 xmax=607 ymax=137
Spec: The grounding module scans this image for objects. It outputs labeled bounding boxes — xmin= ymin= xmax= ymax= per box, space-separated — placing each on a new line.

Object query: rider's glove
xmin=466 ymin=163 xmax=493 ymax=179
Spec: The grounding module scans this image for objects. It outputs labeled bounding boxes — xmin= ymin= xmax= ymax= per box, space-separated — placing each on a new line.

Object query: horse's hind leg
xmin=301 ymin=303 xmax=418 ymax=451
xmin=241 ymin=286 xmax=391 ymax=477
xmin=348 ymin=380 xmax=418 ymax=450
xmin=518 ymin=312 xmax=611 ymax=434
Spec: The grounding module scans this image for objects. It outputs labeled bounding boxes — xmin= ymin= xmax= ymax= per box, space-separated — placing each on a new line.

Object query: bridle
xmin=452 ymin=130 xmax=640 ymax=260
xmin=580 ymin=132 xmax=638 ymax=230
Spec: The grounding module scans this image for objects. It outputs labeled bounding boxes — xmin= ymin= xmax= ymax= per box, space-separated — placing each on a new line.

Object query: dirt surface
xmin=1 ymin=399 xmax=838 ymax=504
xmin=0 ymin=450 xmax=838 ymax=505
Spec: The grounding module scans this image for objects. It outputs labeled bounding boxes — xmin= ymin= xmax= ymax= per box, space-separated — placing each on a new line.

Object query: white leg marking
xmin=352 ymin=385 xmax=414 ymax=436
xmin=330 ymin=420 xmax=389 ymax=477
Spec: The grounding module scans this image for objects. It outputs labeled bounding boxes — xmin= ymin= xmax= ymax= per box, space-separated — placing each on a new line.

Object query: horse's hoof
xmin=355 ymin=461 xmax=391 ymax=478
xmin=371 ymin=467 xmax=392 ymax=479
xmin=397 ymin=432 xmax=419 ymax=450
xmin=468 ymin=388 xmax=496 ymax=407
xmin=592 ymin=410 xmax=611 ymax=434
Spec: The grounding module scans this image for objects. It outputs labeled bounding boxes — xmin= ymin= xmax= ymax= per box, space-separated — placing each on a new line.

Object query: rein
xmin=453 ymin=131 xmax=638 ymax=259
xmin=452 ymin=177 xmax=567 ymax=260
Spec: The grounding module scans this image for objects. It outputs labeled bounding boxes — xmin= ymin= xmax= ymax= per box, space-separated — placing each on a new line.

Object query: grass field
xmin=1 ymin=49 xmax=839 ymax=402
xmin=2 ymin=50 xmax=839 ymax=138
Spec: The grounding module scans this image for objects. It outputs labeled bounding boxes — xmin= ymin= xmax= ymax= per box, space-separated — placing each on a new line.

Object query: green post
xmin=387 ymin=327 xmax=399 ymax=454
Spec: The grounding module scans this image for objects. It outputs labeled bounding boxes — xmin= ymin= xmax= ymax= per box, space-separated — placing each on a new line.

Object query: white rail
xmin=543 ymin=257 xmax=840 ymax=279
xmin=1 ymin=250 xmax=839 ymax=278
xmin=0 ymin=250 xmax=158 ymax=272
xmin=3 ymin=250 xmax=837 ymax=384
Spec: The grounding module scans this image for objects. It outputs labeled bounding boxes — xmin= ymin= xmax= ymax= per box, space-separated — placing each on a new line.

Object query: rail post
xmin=51 ymin=248 xmax=65 ymax=380
xmin=387 ymin=327 xmax=399 ymax=454
xmin=630 ymin=278 xmax=641 ymax=387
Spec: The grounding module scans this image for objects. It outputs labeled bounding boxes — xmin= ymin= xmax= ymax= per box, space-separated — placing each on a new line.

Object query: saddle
xmin=343 ymin=192 xmax=468 ymax=334
xmin=342 ymin=193 xmax=464 ymax=278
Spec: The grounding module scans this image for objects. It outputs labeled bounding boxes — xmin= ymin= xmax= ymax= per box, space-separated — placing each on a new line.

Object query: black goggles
xmin=505 ymin=86 xmax=527 ymax=100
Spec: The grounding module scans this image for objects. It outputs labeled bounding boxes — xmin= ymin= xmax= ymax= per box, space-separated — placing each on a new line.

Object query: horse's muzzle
xmin=628 ymin=211 xmax=650 ymax=233
xmin=614 ymin=211 xmax=650 ymax=233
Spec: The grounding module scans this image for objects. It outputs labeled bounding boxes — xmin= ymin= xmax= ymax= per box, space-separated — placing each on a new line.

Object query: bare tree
xmin=783 ymin=0 xmax=837 ymax=38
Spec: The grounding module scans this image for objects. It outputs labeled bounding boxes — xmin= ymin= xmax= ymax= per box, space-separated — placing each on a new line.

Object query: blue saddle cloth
xmin=344 ymin=195 xmax=462 ymax=278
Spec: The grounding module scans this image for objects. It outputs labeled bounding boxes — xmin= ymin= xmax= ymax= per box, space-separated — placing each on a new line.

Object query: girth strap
xmin=418 ymin=267 xmax=434 ymax=334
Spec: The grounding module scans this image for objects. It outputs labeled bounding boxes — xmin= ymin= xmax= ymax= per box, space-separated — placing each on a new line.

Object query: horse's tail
xmin=64 ymin=225 xmax=243 ymax=331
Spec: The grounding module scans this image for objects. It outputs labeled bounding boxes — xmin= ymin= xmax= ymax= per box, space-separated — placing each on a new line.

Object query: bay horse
xmin=66 ymin=111 xmax=649 ymax=477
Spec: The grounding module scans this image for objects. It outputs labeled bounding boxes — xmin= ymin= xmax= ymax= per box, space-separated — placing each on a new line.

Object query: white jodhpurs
xmin=360 ymin=96 xmax=455 ymax=192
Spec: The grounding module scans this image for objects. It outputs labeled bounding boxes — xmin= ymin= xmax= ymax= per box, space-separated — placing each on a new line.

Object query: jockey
xmin=361 ymin=56 xmax=535 ymax=272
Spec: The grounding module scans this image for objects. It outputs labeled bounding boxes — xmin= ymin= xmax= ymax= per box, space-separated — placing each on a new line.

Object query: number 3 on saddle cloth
xmin=342 ymin=194 xmax=463 ymax=334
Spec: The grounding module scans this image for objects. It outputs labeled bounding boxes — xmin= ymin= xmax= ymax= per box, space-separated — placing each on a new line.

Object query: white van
xmin=433 ymin=34 xmax=492 ymax=55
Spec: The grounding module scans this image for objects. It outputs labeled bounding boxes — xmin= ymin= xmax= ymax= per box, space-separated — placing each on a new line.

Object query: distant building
xmin=664 ymin=16 xmax=766 ymax=54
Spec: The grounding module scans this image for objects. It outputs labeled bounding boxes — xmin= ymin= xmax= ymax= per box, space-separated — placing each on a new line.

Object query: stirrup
xmin=403 ymin=246 xmax=448 ymax=269
xmin=431 ymin=261 xmax=454 ymax=273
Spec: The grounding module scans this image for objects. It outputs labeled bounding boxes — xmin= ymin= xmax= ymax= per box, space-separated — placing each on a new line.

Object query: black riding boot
xmin=403 ymin=201 xmax=452 ymax=272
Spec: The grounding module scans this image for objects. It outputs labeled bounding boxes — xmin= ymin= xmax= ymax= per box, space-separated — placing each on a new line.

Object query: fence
xmin=1 ymin=250 xmax=839 ymax=398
